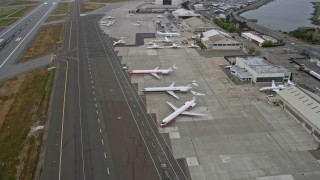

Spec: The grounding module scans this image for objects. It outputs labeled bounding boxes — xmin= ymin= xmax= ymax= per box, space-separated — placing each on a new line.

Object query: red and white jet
xmin=129 ymin=65 xmax=177 ymax=79
xmin=142 ymin=80 xmax=198 ymax=99
xmin=160 ymin=91 xmax=206 ymax=127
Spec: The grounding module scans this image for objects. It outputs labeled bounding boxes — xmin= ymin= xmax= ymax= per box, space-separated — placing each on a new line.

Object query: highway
xmin=40 ymin=0 xmax=190 ymax=179
xmin=0 ymin=0 xmax=57 ymax=72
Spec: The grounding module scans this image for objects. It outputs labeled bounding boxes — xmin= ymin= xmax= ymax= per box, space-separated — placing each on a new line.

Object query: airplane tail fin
xmin=168 ymin=64 xmax=177 ymax=71
xmin=188 ymin=80 xmax=198 ymax=87
xmin=271 ymin=80 xmax=276 ymax=88
xmin=191 ymin=90 xmax=205 ymax=96
xmin=287 ymin=80 xmax=295 ymax=86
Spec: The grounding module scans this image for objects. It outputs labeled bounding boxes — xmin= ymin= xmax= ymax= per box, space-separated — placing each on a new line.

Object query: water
xmin=240 ymin=0 xmax=320 ymax=32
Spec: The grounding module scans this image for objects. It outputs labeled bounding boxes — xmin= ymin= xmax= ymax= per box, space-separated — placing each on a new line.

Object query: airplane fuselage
xmin=143 ymin=86 xmax=191 ymax=92
xmin=130 ymin=69 xmax=171 ymax=74
xmin=161 ymin=101 xmax=195 ymax=127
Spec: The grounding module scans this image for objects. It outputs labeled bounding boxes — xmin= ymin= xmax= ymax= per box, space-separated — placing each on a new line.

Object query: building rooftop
xmin=237 ymin=57 xmax=290 ymax=74
xmin=277 ymin=86 xmax=320 ymax=129
xmin=242 ymin=32 xmax=265 ymax=43
xmin=172 ymin=8 xmax=200 ymax=17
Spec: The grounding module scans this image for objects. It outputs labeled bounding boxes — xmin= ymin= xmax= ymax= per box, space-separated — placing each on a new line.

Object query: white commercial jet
xmin=154 ymin=37 xmax=174 ymax=43
xmin=147 ymin=43 xmax=164 ymax=49
xmin=259 ymin=80 xmax=287 ymax=92
xmin=129 ymin=65 xmax=177 ymax=79
xmin=168 ymin=43 xmax=184 ymax=48
xmin=160 ymin=91 xmax=206 ymax=127
xmin=187 ymin=43 xmax=199 ymax=48
xmin=142 ymin=80 xmax=198 ymax=99
xmin=157 ymin=31 xmax=180 ymax=37
xmin=113 ymin=39 xmax=126 ymax=46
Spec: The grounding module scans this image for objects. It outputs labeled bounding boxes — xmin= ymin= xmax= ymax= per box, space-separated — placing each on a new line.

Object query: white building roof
xmin=236 ymin=57 xmax=290 ymax=74
xmin=202 ymin=29 xmax=231 ymax=41
xmin=172 ymin=9 xmax=200 ymax=17
xmin=242 ymin=32 xmax=265 ymax=43
xmin=278 ymin=86 xmax=320 ymax=129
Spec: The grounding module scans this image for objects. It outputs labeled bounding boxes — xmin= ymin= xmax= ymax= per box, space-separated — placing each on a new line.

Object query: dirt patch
xmin=82 ymin=2 xmax=105 ymax=13
xmin=51 ymin=2 xmax=71 ymax=15
xmin=19 ymin=23 xmax=64 ymax=62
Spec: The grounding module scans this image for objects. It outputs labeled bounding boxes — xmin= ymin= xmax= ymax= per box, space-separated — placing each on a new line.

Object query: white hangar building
xmin=201 ymin=29 xmax=241 ymax=50
xmin=277 ymin=86 xmax=320 ymax=142
xmin=233 ymin=57 xmax=291 ymax=83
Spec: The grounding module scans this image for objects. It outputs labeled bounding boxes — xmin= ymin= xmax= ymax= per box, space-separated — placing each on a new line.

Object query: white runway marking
xmin=15 ymin=37 xmax=21 ymax=41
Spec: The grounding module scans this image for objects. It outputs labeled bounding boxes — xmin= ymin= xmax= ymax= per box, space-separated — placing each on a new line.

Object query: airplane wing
xmin=151 ymin=73 xmax=160 ymax=79
xmin=181 ymin=111 xmax=205 ymax=116
xmin=167 ymin=101 xmax=178 ymax=111
xmin=166 ymin=91 xmax=179 ymax=99
xmin=169 ymin=82 xmax=175 ymax=87
xmin=154 ymin=67 xmax=159 ymax=70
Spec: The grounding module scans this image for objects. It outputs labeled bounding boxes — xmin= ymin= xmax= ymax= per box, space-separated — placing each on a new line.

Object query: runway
xmin=40 ymin=0 xmax=190 ymax=179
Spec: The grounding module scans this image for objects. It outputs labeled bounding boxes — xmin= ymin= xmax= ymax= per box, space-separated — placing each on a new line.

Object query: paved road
xmin=41 ymin=0 xmax=190 ymax=179
xmin=0 ymin=0 xmax=57 ymax=72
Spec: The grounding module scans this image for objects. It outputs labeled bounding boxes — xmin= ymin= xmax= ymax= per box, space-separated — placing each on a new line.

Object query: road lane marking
xmin=100 ymin=128 xmax=102 ymax=133
xmin=58 ymin=60 xmax=69 ymax=180
xmin=101 ymin=139 xmax=104 ymax=145
xmin=93 ymin=97 xmax=96 ymax=101
xmin=104 ymin=152 xmax=107 ymax=158
xmin=151 ymin=142 xmax=155 ymax=148
xmin=107 ymin=168 xmax=110 ymax=175
xmin=15 ymin=37 xmax=21 ymax=41
xmin=96 ymin=110 xmax=99 ymax=115
xmin=97 ymin=118 xmax=100 ymax=123
xmin=0 ymin=6 xmax=55 ymax=69
xmin=158 ymin=155 xmax=161 ymax=161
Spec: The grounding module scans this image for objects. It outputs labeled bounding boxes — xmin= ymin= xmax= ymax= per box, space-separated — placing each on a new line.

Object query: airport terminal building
xmin=233 ymin=57 xmax=291 ymax=83
xmin=277 ymin=86 xmax=320 ymax=142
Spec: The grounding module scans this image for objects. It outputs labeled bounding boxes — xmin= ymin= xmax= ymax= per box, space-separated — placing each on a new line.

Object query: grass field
xmin=0 ymin=7 xmax=22 ymax=18
xmin=0 ymin=17 xmax=19 ymax=26
xmin=20 ymin=23 xmax=64 ymax=62
xmin=0 ymin=68 xmax=55 ymax=179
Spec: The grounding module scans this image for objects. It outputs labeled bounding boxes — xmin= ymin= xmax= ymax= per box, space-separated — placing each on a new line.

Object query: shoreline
xmin=236 ymin=0 xmax=273 ymax=16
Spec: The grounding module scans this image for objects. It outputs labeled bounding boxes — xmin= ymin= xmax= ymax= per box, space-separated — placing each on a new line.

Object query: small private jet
xmin=157 ymin=31 xmax=180 ymax=37
xmin=134 ymin=23 xmax=142 ymax=27
xmin=113 ymin=39 xmax=126 ymax=46
xmin=187 ymin=43 xmax=199 ymax=48
xmin=160 ymin=91 xmax=206 ymax=127
xmin=129 ymin=65 xmax=177 ymax=79
xmin=168 ymin=43 xmax=184 ymax=48
xmin=147 ymin=43 xmax=164 ymax=49
xmin=105 ymin=16 xmax=115 ymax=19
xmin=142 ymin=80 xmax=198 ymax=99
xmin=259 ymin=80 xmax=294 ymax=92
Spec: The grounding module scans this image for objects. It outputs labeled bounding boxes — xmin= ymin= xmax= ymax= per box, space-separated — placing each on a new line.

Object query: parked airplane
xmin=259 ymin=80 xmax=287 ymax=92
xmin=147 ymin=43 xmax=164 ymax=49
xmin=187 ymin=43 xmax=199 ymax=48
xmin=160 ymin=91 xmax=206 ymax=127
xmin=168 ymin=43 xmax=184 ymax=48
xmin=113 ymin=39 xmax=126 ymax=46
xmin=106 ymin=16 xmax=115 ymax=19
xmin=129 ymin=65 xmax=177 ymax=79
xmin=142 ymin=80 xmax=198 ymax=99
xmin=153 ymin=37 xmax=174 ymax=43
xmin=157 ymin=31 xmax=180 ymax=37
xmin=134 ymin=23 xmax=142 ymax=27
xmin=286 ymin=79 xmax=295 ymax=86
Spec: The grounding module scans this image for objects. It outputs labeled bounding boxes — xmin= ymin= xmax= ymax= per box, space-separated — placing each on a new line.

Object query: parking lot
xmin=99 ymin=3 xmax=320 ymax=179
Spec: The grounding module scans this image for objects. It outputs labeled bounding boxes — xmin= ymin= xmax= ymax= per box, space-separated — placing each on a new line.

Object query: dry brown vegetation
xmin=20 ymin=23 xmax=64 ymax=62
xmin=52 ymin=2 xmax=71 ymax=15
xmin=82 ymin=2 xmax=105 ymax=13
xmin=0 ymin=68 xmax=55 ymax=179
xmin=45 ymin=15 xmax=66 ymax=22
